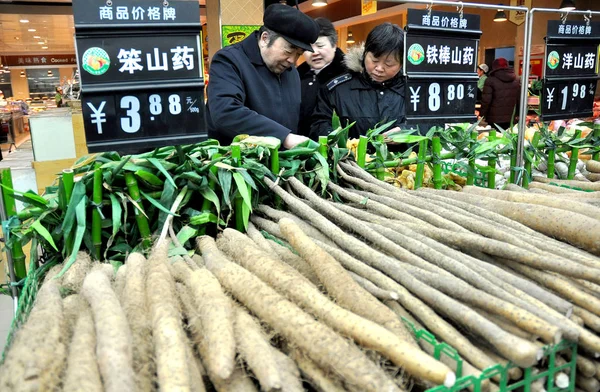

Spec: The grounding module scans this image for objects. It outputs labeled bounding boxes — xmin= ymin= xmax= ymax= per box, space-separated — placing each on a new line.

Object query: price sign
xmin=73 ymin=0 xmax=207 ymax=153
xmin=404 ymin=9 xmax=480 ymax=127
xmin=541 ymin=79 xmax=596 ymax=121
xmin=406 ymin=80 xmax=477 ymax=119
xmin=541 ymin=20 xmax=600 ymax=121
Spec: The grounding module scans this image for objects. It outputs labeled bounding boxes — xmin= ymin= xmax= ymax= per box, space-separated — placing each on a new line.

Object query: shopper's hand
xmin=382 ymin=127 xmax=402 ymax=144
xmin=283 ymin=133 xmax=309 ymax=149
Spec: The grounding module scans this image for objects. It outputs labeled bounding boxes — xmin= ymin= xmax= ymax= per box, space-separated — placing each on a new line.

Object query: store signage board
xmin=3 ymin=54 xmax=77 ymax=67
xmin=72 ymin=0 xmax=206 ymax=153
xmin=404 ymin=9 xmax=480 ymax=127
xmin=541 ymin=20 xmax=600 ymax=121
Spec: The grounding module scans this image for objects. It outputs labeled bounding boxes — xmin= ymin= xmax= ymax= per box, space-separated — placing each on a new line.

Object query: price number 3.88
xmin=408 ymin=81 xmax=476 ymax=116
xmin=120 ymin=94 xmax=183 ymax=133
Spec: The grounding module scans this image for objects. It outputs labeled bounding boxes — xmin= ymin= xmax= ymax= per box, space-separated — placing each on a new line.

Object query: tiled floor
xmin=0 ymin=135 xmax=36 ymax=354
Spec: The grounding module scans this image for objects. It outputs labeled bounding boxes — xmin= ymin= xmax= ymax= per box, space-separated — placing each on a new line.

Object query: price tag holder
xmin=82 ymin=87 xmax=205 ymax=152
xmin=406 ymin=80 xmax=477 ymax=120
xmin=540 ymin=78 xmax=596 ymax=121
xmin=403 ymin=8 xmax=480 ymax=128
xmin=541 ymin=20 xmax=600 ymax=121
xmin=73 ymin=0 xmax=207 ymax=153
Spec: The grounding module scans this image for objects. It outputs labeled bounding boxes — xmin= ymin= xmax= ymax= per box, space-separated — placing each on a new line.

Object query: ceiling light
xmin=38 ymin=41 xmax=45 ymax=44
xmin=19 ymin=19 xmax=29 ymax=23
xmin=312 ymin=0 xmax=328 ymax=6
xmin=494 ymin=9 xmax=508 ymax=22
xmin=33 ymin=36 xmax=40 ymax=38
xmin=41 ymin=46 xmax=48 ymax=49
xmin=559 ymin=0 xmax=576 ymax=11
xmin=346 ymin=31 xmax=355 ymax=44
xmin=28 ymin=29 xmax=36 ymax=32
xmin=20 ymin=71 xmax=25 ymax=78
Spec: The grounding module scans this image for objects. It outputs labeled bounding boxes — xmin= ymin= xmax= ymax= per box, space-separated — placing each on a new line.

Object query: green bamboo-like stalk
xmin=125 ymin=172 xmax=152 ymax=250
xmin=62 ymin=169 xmax=74 ymax=204
xmin=62 ymin=168 xmax=75 ymax=256
xmin=375 ymin=135 xmax=386 ymax=181
xmin=357 ymin=135 xmax=368 ymax=168
xmin=366 ymin=152 xmax=456 ymax=171
xmin=593 ymin=123 xmax=600 ymax=161
xmin=467 ymin=131 xmax=478 ymax=186
xmin=269 ymin=148 xmax=281 ymax=208
xmin=318 ymin=136 xmax=328 ymax=159
xmin=487 ymin=130 xmax=497 ymax=189
xmin=523 ymin=154 xmax=532 ymax=188
xmin=414 ymin=139 xmax=429 ymax=190
xmin=91 ymin=163 xmax=102 ymax=260
xmin=431 ymin=137 xmax=443 ymax=189
xmin=232 ymin=145 xmax=245 ymax=232
xmin=547 ymin=148 xmax=556 ymax=179
xmin=2 ymin=168 xmax=26 ymax=280
xmin=567 ymin=130 xmax=582 ymax=180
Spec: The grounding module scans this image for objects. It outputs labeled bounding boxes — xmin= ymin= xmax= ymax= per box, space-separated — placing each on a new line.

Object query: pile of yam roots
xmin=3 ymin=160 xmax=600 ymax=392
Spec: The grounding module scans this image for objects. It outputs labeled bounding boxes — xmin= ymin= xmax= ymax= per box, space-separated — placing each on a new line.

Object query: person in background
xmin=55 ymin=87 xmax=64 ymax=108
xmin=309 ymin=23 xmax=406 ymax=140
xmin=480 ymin=57 xmax=521 ymax=130
xmin=477 ymin=64 xmax=489 ymax=92
xmin=297 ymin=17 xmax=346 ymax=136
xmin=206 ymin=4 xmax=319 ymax=149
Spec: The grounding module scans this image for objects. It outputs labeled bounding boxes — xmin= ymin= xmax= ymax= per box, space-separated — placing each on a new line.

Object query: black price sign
xmin=406 ymin=80 xmax=477 ymax=119
xmin=73 ymin=0 xmax=207 ymax=153
xmin=541 ymin=79 xmax=596 ymax=121
xmin=542 ymin=19 xmax=600 ymax=121
xmin=82 ymin=87 xmax=205 ymax=152
xmin=544 ymin=44 xmax=599 ymax=78
xmin=76 ymin=34 xmax=202 ymax=86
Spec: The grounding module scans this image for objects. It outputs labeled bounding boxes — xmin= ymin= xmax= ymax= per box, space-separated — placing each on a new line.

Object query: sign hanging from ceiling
xmin=509 ymin=0 xmax=531 ymax=26
xmin=72 ymin=0 xmax=207 ymax=153
xmin=541 ymin=20 xmax=600 ymax=121
xmin=403 ymin=9 xmax=481 ymax=128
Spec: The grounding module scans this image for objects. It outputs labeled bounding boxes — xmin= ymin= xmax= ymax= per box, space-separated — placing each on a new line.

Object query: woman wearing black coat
xmin=309 ymin=23 xmax=406 ymax=140
xmin=297 ymin=18 xmax=347 ymax=137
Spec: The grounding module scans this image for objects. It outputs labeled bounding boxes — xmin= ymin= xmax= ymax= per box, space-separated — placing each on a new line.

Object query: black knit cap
xmin=263 ymin=4 xmax=319 ymax=52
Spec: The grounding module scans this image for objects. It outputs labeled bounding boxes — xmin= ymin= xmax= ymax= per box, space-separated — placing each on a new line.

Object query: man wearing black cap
xmin=206 ymin=4 xmax=319 ymax=148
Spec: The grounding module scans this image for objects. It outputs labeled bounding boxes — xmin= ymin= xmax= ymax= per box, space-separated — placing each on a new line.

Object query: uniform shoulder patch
xmin=327 ymin=73 xmax=352 ymax=91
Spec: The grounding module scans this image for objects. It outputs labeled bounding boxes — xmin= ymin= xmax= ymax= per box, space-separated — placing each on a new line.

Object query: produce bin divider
xmin=568 ymin=130 xmax=582 ymax=180
xmin=432 ymin=136 xmax=443 ymax=189
xmin=414 ymin=139 xmax=429 ymax=189
xmin=1 ymin=168 xmax=26 ymax=282
xmin=0 ymin=168 xmax=19 ymax=309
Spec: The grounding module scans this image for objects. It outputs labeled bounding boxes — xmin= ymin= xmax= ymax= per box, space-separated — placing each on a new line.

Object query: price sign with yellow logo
xmin=222 ymin=25 xmax=261 ymax=48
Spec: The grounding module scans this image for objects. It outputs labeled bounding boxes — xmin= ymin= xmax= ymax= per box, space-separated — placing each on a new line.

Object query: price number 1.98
xmin=120 ymin=94 xmax=182 ymax=134
xmin=543 ymin=80 xmax=596 ymax=119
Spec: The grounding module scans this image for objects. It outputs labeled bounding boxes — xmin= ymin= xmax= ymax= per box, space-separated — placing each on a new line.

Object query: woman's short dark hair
xmin=364 ymin=22 xmax=404 ymax=63
xmin=315 ymin=17 xmax=337 ymax=47
xmin=258 ymin=25 xmax=281 ymax=47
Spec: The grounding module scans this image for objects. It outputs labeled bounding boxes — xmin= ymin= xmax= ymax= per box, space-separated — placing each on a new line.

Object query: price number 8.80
xmin=120 ymin=94 xmax=182 ymax=133
xmin=408 ymin=81 xmax=474 ymax=116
